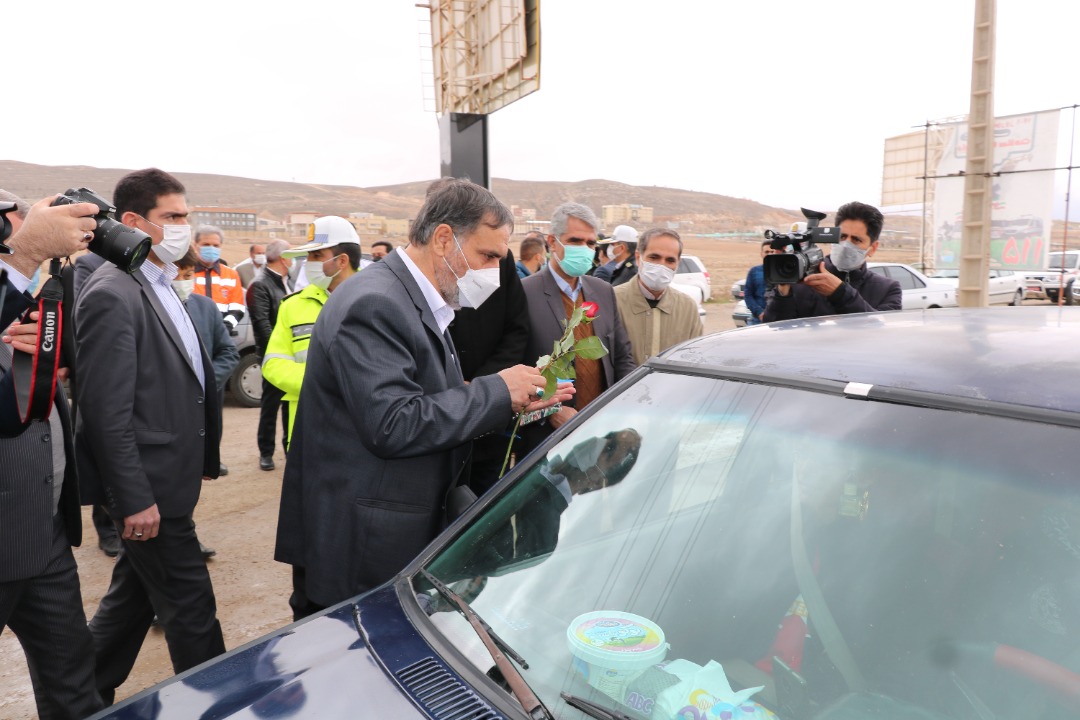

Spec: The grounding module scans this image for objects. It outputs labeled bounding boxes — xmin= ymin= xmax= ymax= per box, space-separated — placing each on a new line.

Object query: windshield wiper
xmin=560 ymin=692 xmax=636 ymax=720
xmin=420 ymin=569 xmax=552 ymax=720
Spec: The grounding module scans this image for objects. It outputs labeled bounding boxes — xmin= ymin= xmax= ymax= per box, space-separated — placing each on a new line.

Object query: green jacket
xmin=262 ymin=284 xmax=328 ymax=446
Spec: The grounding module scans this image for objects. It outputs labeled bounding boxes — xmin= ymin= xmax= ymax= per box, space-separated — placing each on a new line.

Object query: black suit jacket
xmin=0 ymin=345 xmax=82 ymax=582
xmin=246 ymin=269 xmax=289 ymax=355
xmin=0 ymin=273 xmax=35 ymax=435
xmin=274 ymin=250 xmax=512 ymax=606
xmin=74 ymin=263 xmax=220 ymax=520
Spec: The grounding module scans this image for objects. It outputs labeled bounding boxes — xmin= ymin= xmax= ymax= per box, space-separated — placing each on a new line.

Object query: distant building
xmin=510 ymin=205 xmax=537 ymax=221
xmin=602 ymin=204 xmax=653 ymax=225
xmin=287 ymin=211 xmax=322 ymax=237
xmin=385 ymin=218 xmax=411 ymax=236
xmin=190 ymin=206 xmax=258 ymax=234
xmin=517 ymin=220 xmax=550 ymax=235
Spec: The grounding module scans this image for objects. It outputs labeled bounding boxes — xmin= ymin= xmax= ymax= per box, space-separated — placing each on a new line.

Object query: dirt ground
xmin=0 ymin=236 xmax=924 ymax=717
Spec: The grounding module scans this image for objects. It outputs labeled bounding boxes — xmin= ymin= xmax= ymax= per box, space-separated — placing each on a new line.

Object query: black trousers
xmin=0 ymin=516 xmax=103 ymax=720
xmin=257 ymin=378 xmax=288 ymax=457
xmin=89 ymin=514 xmax=226 ymax=705
xmin=92 ymin=502 xmax=118 ymax=541
xmin=288 ymin=565 xmax=326 ymax=622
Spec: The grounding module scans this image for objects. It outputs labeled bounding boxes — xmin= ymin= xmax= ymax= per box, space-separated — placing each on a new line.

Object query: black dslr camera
xmin=50 ymin=188 xmax=152 ymax=273
xmin=763 ymin=208 xmax=841 ymax=285
xmin=0 ymin=201 xmax=17 ymax=252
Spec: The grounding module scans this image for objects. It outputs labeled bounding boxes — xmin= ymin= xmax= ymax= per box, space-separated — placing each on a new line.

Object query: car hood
xmin=88 ymin=585 xmax=501 ymax=719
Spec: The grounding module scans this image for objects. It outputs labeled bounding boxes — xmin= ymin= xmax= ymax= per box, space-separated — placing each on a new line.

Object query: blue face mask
xmin=199 ymin=246 xmax=222 ymax=264
xmin=556 ymin=240 xmax=595 ymax=277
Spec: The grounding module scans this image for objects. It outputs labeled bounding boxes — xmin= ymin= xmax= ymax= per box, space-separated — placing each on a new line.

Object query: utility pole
xmin=958 ymin=0 xmax=995 ymax=307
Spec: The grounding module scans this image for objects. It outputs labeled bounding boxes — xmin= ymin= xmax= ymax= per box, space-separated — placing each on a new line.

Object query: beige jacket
xmin=614 ymin=279 xmax=704 ymax=365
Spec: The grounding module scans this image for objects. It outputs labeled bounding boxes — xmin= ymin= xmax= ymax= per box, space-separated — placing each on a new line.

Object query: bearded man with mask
xmin=614 ymin=228 xmax=703 ymax=365
xmin=262 ymin=217 xmax=359 ymax=451
xmin=518 ymin=202 xmax=636 ymax=458
xmin=762 ymin=201 xmax=901 ymax=322
xmin=74 ymin=168 xmax=226 ymax=705
xmin=273 ymin=180 xmax=571 ymax=620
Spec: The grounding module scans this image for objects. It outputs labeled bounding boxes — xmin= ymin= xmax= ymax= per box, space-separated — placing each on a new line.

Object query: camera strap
xmin=12 ymin=259 xmax=63 ymax=423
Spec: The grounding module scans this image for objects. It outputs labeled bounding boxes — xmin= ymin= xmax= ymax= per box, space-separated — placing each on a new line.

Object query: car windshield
xmin=931 ymin=269 xmax=960 ymax=278
xmin=1048 ymin=252 xmax=1078 ymax=269
xmin=416 ymin=370 xmax=1080 ymax=720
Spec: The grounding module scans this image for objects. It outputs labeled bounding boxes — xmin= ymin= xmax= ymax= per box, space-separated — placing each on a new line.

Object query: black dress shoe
xmin=98 ymin=535 xmax=120 ymax=558
xmin=200 ymin=542 xmax=217 ymax=559
xmin=259 ymin=455 xmax=275 ymax=471
xmin=218 ymin=463 xmax=229 ymax=476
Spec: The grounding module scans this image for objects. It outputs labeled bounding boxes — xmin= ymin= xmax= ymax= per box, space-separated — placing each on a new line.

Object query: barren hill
xmin=1 ymin=160 xmax=800 ymax=231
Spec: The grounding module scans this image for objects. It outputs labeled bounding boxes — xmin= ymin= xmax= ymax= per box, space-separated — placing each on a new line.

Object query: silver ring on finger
xmin=83 ymin=232 xmax=93 ymax=242
xmin=134 ymin=532 xmax=144 ymax=538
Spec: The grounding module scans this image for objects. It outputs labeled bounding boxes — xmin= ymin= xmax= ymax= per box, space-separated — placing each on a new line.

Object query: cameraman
xmin=762 ymin=201 xmax=901 ymax=322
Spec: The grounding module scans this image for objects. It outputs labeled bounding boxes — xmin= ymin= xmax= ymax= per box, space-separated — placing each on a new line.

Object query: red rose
xmin=581 ymin=301 xmax=599 ymax=320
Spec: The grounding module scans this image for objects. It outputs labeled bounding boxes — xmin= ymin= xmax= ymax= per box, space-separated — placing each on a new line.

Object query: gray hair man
xmin=192 ymin=224 xmax=246 ymax=331
xmin=614 ymin=228 xmax=703 ymax=365
xmin=516 ymin=202 xmax=636 ymax=457
xmin=273 ymin=178 xmax=572 ymax=619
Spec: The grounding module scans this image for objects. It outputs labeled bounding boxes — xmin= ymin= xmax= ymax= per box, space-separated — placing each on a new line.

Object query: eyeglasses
xmin=563 ymin=237 xmax=597 ymax=249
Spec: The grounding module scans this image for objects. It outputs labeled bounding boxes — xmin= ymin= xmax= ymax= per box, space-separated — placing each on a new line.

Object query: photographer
xmin=762 ymin=201 xmax=901 ymax=322
xmin=0 ymin=188 xmax=104 ymax=718
xmin=0 ymin=190 xmax=97 ymax=328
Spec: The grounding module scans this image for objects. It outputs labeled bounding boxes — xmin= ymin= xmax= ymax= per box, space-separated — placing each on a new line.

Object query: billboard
xmin=428 ymin=0 xmax=541 ymax=115
xmin=882 ymin=110 xmax=1060 ymax=271
xmin=933 ymin=111 xmax=1059 ymax=270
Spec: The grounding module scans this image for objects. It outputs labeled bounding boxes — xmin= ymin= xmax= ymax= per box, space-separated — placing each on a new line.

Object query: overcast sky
xmin=7 ymin=1 xmax=1080 ymax=213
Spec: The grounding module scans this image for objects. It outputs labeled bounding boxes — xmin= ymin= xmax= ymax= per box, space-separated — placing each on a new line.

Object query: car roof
xmin=653 ymin=307 xmax=1080 ymax=422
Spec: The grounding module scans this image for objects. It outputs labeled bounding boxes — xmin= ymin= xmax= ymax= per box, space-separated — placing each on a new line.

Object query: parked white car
xmin=676 ymin=254 xmax=711 ymax=301
xmin=867 ymin=262 xmax=957 ymax=309
xmin=927 ymin=267 xmax=1025 ymax=306
xmin=671 ymin=281 xmax=707 ymax=318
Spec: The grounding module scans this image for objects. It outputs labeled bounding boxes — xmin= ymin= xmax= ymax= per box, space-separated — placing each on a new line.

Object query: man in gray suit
xmin=275 ymin=178 xmax=570 ymax=616
xmin=75 ymin=168 xmax=225 ymax=705
xmin=518 ymin=202 xmax=636 ymax=457
xmin=0 ymin=192 xmax=103 ymax=720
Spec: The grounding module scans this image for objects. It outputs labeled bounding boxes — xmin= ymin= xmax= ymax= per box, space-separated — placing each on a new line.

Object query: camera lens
xmin=90 ymin=218 xmax=152 ymax=273
xmin=764 ymin=254 xmax=804 ymax=285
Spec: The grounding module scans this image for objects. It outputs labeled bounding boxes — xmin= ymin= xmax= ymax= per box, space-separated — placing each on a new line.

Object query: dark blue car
xmin=92 ymin=307 xmax=1080 ymax=720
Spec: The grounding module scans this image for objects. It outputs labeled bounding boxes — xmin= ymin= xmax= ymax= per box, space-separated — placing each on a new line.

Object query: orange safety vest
xmin=195 ymin=262 xmax=246 ymax=316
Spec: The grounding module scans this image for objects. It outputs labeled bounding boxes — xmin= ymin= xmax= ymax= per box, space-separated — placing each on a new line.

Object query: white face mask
xmin=831 ymin=241 xmax=868 ymax=272
xmin=253 ymin=253 xmax=267 ymax=266
xmin=445 ymin=234 xmax=500 ymax=309
xmin=304 ymin=254 xmax=343 ymax=290
xmin=150 ymin=223 xmax=192 ymax=264
xmin=566 ymin=436 xmax=606 ymax=471
xmin=172 ymin=278 xmax=195 ymax=300
xmin=638 ymin=261 xmax=676 ymax=292
xmin=606 ymin=245 xmax=617 ymax=261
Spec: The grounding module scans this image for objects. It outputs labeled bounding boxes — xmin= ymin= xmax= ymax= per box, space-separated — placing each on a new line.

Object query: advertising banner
xmin=933 ymin=111 xmax=1059 ymax=270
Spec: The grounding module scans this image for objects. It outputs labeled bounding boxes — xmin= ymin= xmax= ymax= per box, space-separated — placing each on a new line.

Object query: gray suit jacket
xmin=74 ymin=263 xmax=220 ymax=520
xmin=518 ymin=270 xmax=635 ymax=457
xmin=0 ymin=345 xmax=82 ymax=582
xmin=521 ymin=269 xmax=636 ymax=394
xmin=185 ymin=292 xmax=240 ymax=390
xmin=274 ymin=250 xmax=511 ymax=606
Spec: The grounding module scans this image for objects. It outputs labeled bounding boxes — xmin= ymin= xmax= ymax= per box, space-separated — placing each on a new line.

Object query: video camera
xmin=763 ymin=208 xmax=841 ymax=285
xmin=50 ymin=187 xmax=151 ymax=273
